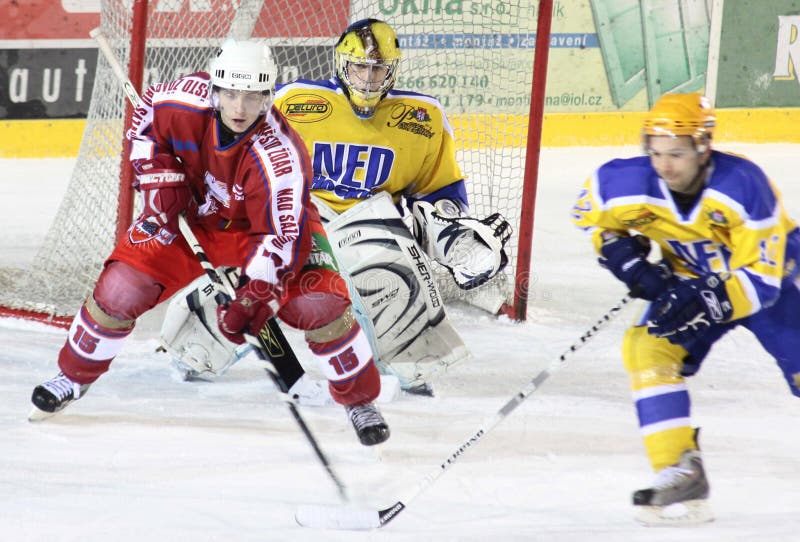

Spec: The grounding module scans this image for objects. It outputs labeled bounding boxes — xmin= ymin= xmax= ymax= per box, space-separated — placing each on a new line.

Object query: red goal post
xmin=0 ymin=0 xmax=551 ymax=325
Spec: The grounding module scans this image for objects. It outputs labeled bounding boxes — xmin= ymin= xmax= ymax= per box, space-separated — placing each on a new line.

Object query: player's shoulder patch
xmin=275 ymin=79 xmax=342 ymax=123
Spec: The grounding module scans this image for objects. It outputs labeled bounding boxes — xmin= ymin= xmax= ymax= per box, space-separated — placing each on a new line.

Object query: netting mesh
xmin=0 ymin=0 xmax=535 ymax=320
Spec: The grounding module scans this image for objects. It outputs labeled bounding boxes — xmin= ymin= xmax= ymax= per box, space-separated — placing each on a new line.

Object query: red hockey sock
xmin=58 ymin=304 xmax=134 ymax=384
xmin=308 ymin=324 xmax=380 ymax=406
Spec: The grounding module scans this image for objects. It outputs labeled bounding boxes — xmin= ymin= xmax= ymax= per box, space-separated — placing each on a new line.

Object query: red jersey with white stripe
xmin=126 ymin=71 xmax=313 ymax=287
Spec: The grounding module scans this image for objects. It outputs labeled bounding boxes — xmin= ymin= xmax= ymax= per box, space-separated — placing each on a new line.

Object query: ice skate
xmin=633 ymin=449 xmax=714 ymax=526
xmin=345 ymin=402 xmax=390 ymax=446
xmin=29 ymin=373 xmax=91 ymax=421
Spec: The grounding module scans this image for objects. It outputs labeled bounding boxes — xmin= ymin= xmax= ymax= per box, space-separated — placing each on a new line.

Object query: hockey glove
xmin=412 ymin=199 xmax=512 ymax=290
xmin=217 ymin=277 xmax=281 ymax=345
xmin=134 ymin=155 xmax=192 ymax=233
xmin=599 ymin=233 xmax=673 ymax=300
xmin=646 ymin=274 xmax=734 ymax=344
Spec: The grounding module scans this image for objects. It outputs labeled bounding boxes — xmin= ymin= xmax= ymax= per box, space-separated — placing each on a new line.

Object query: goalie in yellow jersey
xmin=572 ymin=93 xmax=800 ymax=525
xmin=158 ymin=19 xmax=510 ymax=397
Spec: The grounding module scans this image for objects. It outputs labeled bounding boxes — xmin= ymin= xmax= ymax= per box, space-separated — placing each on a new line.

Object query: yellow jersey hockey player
xmin=278 ymin=19 xmax=463 ymax=212
xmin=269 ymin=18 xmax=510 ymax=394
xmin=158 ymin=19 xmax=510 ymax=397
xmin=572 ymin=92 xmax=800 ymax=525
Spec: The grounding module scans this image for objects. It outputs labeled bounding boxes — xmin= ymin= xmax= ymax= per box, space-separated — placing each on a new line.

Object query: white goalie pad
xmin=160 ymin=273 xmax=403 ymax=403
xmin=321 ymin=192 xmax=470 ymax=388
xmin=160 ymin=268 xmax=249 ymax=379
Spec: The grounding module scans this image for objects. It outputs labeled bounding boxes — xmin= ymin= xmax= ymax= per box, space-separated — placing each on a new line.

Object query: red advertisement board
xmin=2 ymin=0 xmax=347 ymax=40
xmin=1 ymin=1 xmax=348 ymax=119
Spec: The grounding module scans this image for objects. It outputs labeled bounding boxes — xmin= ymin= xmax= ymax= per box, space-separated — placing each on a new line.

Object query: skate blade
xmin=635 ymin=499 xmax=714 ymax=526
xmin=28 ymin=405 xmax=57 ymax=422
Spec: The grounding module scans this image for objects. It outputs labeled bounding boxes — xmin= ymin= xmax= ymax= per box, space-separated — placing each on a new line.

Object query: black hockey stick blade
xmin=295 ymin=500 xmax=405 ymax=530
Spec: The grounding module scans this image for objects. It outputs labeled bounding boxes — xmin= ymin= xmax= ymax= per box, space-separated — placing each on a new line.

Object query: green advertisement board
xmin=716 ymin=0 xmax=800 ymax=107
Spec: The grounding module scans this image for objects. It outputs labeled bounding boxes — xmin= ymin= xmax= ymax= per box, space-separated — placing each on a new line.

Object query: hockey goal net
xmin=0 ymin=0 xmax=547 ymax=326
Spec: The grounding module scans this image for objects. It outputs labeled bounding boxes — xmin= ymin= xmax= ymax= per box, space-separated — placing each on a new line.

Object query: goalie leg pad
xmin=160 ymin=269 xmax=247 ymax=378
xmin=325 ymin=192 xmax=470 ymax=389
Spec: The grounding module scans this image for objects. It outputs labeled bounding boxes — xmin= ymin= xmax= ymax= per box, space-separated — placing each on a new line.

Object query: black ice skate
xmin=29 ymin=372 xmax=91 ymax=421
xmin=633 ymin=449 xmax=713 ymax=525
xmin=346 ymin=402 xmax=390 ymax=446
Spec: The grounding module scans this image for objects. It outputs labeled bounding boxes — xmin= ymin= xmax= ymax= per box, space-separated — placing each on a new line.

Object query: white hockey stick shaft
xmin=296 ymin=295 xmax=633 ymax=530
xmin=91 ymin=27 xmax=350 ymax=503
xmin=89 ymin=27 xmax=145 ymax=110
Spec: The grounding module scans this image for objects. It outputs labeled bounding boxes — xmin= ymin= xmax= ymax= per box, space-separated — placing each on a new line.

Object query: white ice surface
xmin=1 ymin=146 xmax=798 ymax=542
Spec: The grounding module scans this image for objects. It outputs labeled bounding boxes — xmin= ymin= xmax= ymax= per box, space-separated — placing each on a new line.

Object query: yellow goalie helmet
xmin=643 ymin=92 xmax=716 ymax=152
xmin=334 ymin=18 xmax=401 ymax=118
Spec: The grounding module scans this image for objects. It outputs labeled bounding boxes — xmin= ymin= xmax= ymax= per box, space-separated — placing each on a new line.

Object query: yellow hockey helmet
xmin=334 ymin=19 xmax=401 ymax=118
xmin=643 ymin=93 xmax=716 ymax=151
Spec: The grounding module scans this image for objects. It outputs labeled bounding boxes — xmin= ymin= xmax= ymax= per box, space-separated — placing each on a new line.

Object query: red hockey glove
xmin=134 ymin=155 xmax=191 ymax=232
xmin=216 ymin=278 xmax=280 ymax=344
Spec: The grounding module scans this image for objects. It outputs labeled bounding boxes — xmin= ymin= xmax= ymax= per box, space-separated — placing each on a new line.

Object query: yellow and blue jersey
xmin=274 ymin=78 xmax=465 ymax=213
xmin=572 ymin=151 xmax=800 ymax=321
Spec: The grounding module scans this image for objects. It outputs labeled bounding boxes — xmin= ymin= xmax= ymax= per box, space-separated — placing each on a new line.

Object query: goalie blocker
xmin=160 ymin=192 xmax=473 ymax=394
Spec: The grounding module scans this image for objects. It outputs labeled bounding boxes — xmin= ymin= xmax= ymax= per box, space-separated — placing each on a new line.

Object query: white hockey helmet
xmin=209 ymin=38 xmax=277 ymax=93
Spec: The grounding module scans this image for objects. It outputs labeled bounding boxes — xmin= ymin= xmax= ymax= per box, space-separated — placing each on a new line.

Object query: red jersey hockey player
xmin=29 ymin=39 xmax=390 ymax=446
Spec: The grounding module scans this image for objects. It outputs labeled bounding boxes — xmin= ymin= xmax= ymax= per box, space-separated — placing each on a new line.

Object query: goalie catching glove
xmin=412 ymin=199 xmax=511 ymax=290
xmin=217 ymin=276 xmax=281 ymax=344
xmin=133 ymin=155 xmax=192 ymax=233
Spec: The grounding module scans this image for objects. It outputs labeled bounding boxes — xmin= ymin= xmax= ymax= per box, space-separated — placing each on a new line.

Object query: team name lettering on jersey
xmin=256 ymin=124 xmax=294 ymax=177
xmin=275 ymin=187 xmax=299 ymax=235
xmin=180 ymin=79 xmax=209 ymax=98
xmin=666 ymin=239 xmax=732 ymax=274
xmin=759 ymin=235 xmax=781 ymax=267
xmin=311 ymin=142 xmax=394 ymax=200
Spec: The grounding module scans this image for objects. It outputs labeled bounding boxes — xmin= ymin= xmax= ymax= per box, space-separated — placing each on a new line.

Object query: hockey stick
xmin=89 ymin=27 xmax=145 ymax=110
xmin=178 ymin=215 xmax=350 ymax=502
xmin=295 ymin=294 xmax=633 ymax=530
xmin=91 ymin=27 xmax=348 ymax=501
